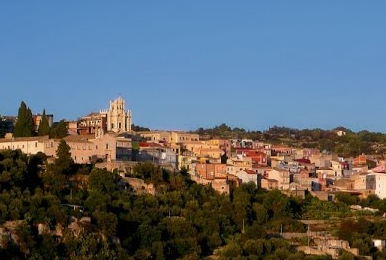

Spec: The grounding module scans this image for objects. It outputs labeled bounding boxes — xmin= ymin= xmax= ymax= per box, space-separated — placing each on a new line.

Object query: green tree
xmin=53 ymin=140 xmax=74 ymax=175
xmin=14 ymin=101 xmax=35 ymax=137
xmin=93 ymin=210 xmax=118 ymax=238
xmin=52 ymin=120 xmax=68 ymax=138
xmin=0 ymin=115 xmax=6 ymax=138
xmin=37 ymin=109 xmax=51 ymax=136
xmin=88 ymin=168 xmax=118 ymax=193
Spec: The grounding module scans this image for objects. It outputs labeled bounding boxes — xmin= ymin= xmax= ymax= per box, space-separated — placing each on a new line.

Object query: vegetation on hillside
xmin=194 ymin=124 xmax=386 ymax=158
xmin=1 ymin=148 xmax=386 ymax=259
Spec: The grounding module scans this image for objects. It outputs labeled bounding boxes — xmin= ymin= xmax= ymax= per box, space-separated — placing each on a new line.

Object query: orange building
xmin=195 ymin=163 xmax=226 ymax=180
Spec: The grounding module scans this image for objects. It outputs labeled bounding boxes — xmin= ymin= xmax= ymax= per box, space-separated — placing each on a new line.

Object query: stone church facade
xmin=101 ymin=96 xmax=132 ymax=133
xmin=76 ymin=97 xmax=132 ymax=135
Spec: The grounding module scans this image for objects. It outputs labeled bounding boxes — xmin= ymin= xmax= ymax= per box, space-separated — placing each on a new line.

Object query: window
xmin=35 ymin=142 xmax=37 ymax=147
xmin=106 ymin=143 xmax=109 ymax=149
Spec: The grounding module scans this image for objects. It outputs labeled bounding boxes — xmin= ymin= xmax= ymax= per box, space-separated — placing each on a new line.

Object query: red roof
xmin=296 ymin=158 xmax=311 ymax=164
xmin=140 ymin=142 xmax=162 ymax=147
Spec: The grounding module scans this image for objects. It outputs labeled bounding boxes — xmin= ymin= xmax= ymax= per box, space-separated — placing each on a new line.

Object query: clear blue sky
xmin=1 ymin=1 xmax=385 ymax=132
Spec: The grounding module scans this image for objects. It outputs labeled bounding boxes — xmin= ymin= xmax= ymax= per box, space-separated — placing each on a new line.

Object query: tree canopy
xmin=37 ymin=109 xmax=50 ymax=136
xmin=52 ymin=120 xmax=68 ymax=138
xmin=13 ymin=101 xmax=34 ymax=137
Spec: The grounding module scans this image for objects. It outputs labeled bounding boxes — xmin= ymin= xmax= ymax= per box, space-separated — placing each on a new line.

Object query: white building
xmin=369 ymin=172 xmax=386 ymax=199
xmin=237 ymin=169 xmax=258 ymax=186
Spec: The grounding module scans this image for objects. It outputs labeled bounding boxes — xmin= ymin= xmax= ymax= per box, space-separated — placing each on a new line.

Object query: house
xmin=286 ymin=183 xmax=307 ymax=199
xmin=261 ymin=178 xmax=278 ymax=190
xmin=316 ymin=167 xmax=335 ymax=179
xmin=138 ymin=143 xmax=177 ymax=169
xmin=268 ymin=168 xmax=290 ymax=190
xmin=271 ymin=145 xmax=293 ymax=156
xmin=253 ymin=166 xmax=272 ymax=178
xmin=353 ymin=154 xmax=367 ymax=166
xmin=270 ymin=156 xmax=285 ymax=168
xmin=350 ymin=173 xmax=368 ymax=190
xmin=331 ymin=161 xmax=343 ymax=178
xmin=178 ymin=154 xmax=197 ymax=173
xmin=195 ymin=163 xmax=226 ymax=180
xmin=237 ymin=170 xmax=258 ymax=187
xmin=226 ymin=156 xmax=253 ymax=175
xmin=293 ymin=169 xmax=312 ymax=190
xmin=368 ymin=172 xmax=386 ymax=199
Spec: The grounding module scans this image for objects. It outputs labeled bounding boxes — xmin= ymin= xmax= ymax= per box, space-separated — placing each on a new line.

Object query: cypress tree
xmin=0 ymin=114 xmax=5 ymax=138
xmin=14 ymin=101 xmax=35 ymax=137
xmin=38 ymin=109 xmax=51 ymax=136
xmin=53 ymin=120 xmax=68 ymax=138
xmin=54 ymin=139 xmax=74 ymax=175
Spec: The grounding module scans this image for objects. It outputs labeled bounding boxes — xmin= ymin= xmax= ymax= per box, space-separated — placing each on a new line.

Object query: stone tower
xmin=104 ymin=96 xmax=132 ymax=133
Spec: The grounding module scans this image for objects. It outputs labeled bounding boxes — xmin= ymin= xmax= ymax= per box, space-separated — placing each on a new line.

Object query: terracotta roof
xmin=64 ymin=135 xmax=94 ymax=143
xmin=140 ymin=142 xmax=162 ymax=147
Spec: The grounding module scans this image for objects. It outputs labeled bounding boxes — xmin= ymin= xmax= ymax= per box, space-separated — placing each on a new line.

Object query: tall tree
xmin=37 ymin=109 xmax=50 ymax=136
xmin=52 ymin=120 xmax=68 ymax=138
xmin=54 ymin=139 xmax=74 ymax=175
xmin=0 ymin=115 xmax=5 ymax=138
xmin=14 ymin=101 xmax=34 ymax=137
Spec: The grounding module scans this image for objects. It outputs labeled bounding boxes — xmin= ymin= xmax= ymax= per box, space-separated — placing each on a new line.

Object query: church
xmin=101 ymin=96 xmax=132 ymax=132
xmin=76 ymin=96 xmax=132 ymax=135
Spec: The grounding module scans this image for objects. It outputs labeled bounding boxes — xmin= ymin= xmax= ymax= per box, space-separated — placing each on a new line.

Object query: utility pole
xmin=280 ymin=224 xmax=283 ymax=235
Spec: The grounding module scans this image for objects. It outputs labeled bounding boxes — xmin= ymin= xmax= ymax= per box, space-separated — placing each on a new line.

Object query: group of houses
xmin=1 ymin=97 xmax=386 ymax=202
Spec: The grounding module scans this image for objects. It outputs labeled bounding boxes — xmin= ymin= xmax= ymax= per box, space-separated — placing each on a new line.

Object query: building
xmin=138 ymin=131 xmax=199 ymax=144
xmin=261 ymin=178 xmax=278 ymax=190
xmin=237 ymin=170 xmax=258 ymax=187
xmin=76 ymin=97 xmax=132 ymax=135
xmin=44 ymin=132 xmax=134 ymax=164
xmin=137 ymin=142 xmax=178 ymax=169
xmin=77 ymin=113 xmax=107 ymax=135
xmin=268 ymin=168 xmax=290 ymax=190
xmin=195 ymin=163 xmax=226 ymax=180
xmin=101 ymin=96 xmax=132 ymax=133
xmin=368 ymin=172 xmax=386 ymax=199
xmin=0 ymin=136 xmax=48 ymax=155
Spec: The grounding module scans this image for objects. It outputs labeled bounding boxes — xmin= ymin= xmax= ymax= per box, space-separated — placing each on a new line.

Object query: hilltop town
xmin=1 ymin=97 xmax=386 ymax=259
xmin=2 ymin=97 xmax=386 ymax=201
